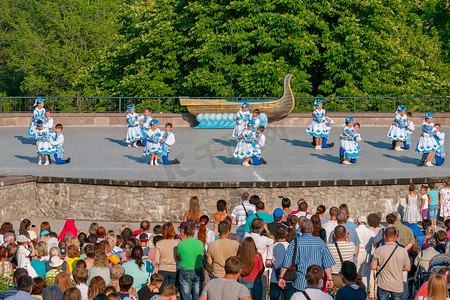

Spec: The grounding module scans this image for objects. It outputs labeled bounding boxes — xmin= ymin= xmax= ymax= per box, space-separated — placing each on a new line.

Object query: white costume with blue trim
xmin=405 ymin=120 xmax=415 ymax=145
xmin=50 ymin=132 xmax=65 ymax=158
xmin=232 ymin=110 xmax=250 ymax=138
xmin=143 ymin=128 xmax=162 ymax=156
xmin=35 ymin=127 xmax=56 ymax=155
xmin=28 ymin=107 xmax=46 ymax=137
xmin=340 ymin=126 xmax=360 ymax=159
xmin=255 ymin=133 xmax=266 ymax=158
xmin=249 ymin=115 xmax=261 ymax=130
xmin=161 ymin=131 xmax=175 ymax=156
xmin=306 ymin=109 xmax=329 ymax=137
xmin=44 ymin=116 xmax=53 ymax=131
xmin=435 ymin=131 xmax=445 ymax=157
xmin=126 ymin=113 xmax=143 ymax=143
xmin=415 ymin=122 xmax=440 ymax=153
xmin=233 ymin=128 xmax=258 ymax=159
xmin=138 ymin=115 xmax=152 ymax=138
xmin=387 ymin=112 xmax=407 ymax=141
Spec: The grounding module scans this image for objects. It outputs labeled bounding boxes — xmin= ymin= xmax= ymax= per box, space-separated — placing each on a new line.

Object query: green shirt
xmin=177 ymin=237 xmax=204 ymax=269
xmin=244 ymin=211 xmax=274 ymax=233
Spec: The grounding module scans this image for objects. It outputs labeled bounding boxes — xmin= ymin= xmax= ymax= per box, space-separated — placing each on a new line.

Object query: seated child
xmin=251 ymin=125 xmax=267 ymax=165
xmin=50 ymin=124 xmax=70 ymax=165
xmin=160 ymin=123 xmax=180 ymax=165
xmin=34 ymin=120 xmax=56 ymax=166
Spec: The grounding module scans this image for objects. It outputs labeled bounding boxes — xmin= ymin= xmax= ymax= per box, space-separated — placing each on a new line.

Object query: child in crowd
xmin=232 ymin=102 xmax=250 ymax=139
xmin=28 ymin=97 xmax=46 ymax=140
xmin=50 ymin=124 xmax=70 ymax=165
xmin=434 ymin=123 xmax=445 ymax=166
xmin=35 ymin=120 xmax=56 ymax=166
xmin=125 ymin=104 xmax=143 ymax=148
xmin=427 ymin=182 xmax=441 ymax=229
xmin=251 ymin=125 xmax=267 ymax=165
xmin=306 ymin=99 xmax=331 ymax=150
xmin=387 ymin=105 xmax=407 ymax=151
xmin=233 ymin=120 xmax=259 ymax=167
xmin=445 ymin=219 xmax=450 ymax=241
xmin=160 ymin=123 xmax=180 ymax=165
xmin=143 ymin=119 xmax=162 ymax=166
xmin=339 ymin=117 xmax=360 ymax=165
xmin=420 ymin=185 xmax=429 ymax=220
xmin=403 ymin=112 xmax=415 ymax=150
xmin=44 ymin=108 xmax=54 ymax=131
xmin=416 ymin=113 xmax=440 ymax=167
xmin=138 ymin=108 xmax=152 ymax=147
xmin=249 ymin=109 xmax=261 ymax=129
xmin=404 ymin=184 xmax=421 ymax=223
xmin=441 ymin=179 xmax=450 ymax=222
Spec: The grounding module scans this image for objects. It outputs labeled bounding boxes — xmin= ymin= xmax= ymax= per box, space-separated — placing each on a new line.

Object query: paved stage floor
xmin=0 ymin=126 xmax=448 ymax=182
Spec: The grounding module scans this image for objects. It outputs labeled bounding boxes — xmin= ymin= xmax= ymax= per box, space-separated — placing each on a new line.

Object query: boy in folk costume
xmin=34 ymin=120 xmax=56 ymax=166
xmin=232 ymin=102 xmax=251 ymax=138
xmin=416 ymin=112 xmax=441 ymax=167
xmin=402 ymin=112 xmax=415 ymax=150
xmin=44 ymin=108 xmax=54 ymax=131
xmin=137 ymin=107 xmax=152 ymax=146
xmin=339 ymin=117 xmax=360 ymax=165
xmin=249 ymin=109 xmax=261 ymax=129
xmin=50 ymin=124 xmax=71 ymax=165
xmin=28 ymin=98 xmax=46 ymax=141
xmin=160 ymin=123 xmax=180 ymax=165
xmin=306 ymin=99 xmax=331 ymax=149
xmin=251 ymin=125 xmax=267 ymax=165
xmin=143 ymin=119 xmax=162 ymax=166
xmin=233 ymin=120 xmax=259 ymax=167
xmin=434 ymin=123 xmax=445 ymax=166
xmin=125 ymin=104 xmax=143 ymax=147
xmin=387 ymin=105 xmax=408 ymax=151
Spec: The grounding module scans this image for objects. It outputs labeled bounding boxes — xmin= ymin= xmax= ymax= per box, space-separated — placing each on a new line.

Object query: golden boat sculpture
xmin=179 ymin=74 xmax=294 ymax=119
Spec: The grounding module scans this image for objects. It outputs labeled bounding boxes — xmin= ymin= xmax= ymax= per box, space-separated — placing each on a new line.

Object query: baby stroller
xmin=411 ymin=254 xmax=450 ymax=299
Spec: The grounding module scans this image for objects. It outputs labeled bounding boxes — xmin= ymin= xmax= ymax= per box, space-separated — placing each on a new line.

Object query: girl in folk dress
xmin=232 ymin=102 xmax=251 ymax=138
xmin=143 ymin=119 xmax=162 ymax=166
xmin=420 ymin=185 xmax=429 ymax=220
xmin=416 ymin=112 xmax=441 ymax=167
xmin=440 ymin=178 xmax=450 ymax=222
xmin=34 ymin=120 xmax=56 ymax=166
xmin=306 ymin=99 xmax=331 ymax=149
xmin=387 ymin=105 xmax=408 ymax=151
xmin=339 ymin=117 xmax=360 ymax=165
xmin=404 ymin=184 xmax=422 ymax=223
xmin=28 ymin=98 xmax=46 ymax=139
xmin=125 ymin=104 xmax=143 ymax=148
xmin=233 ymin=120 xmax=259 ymax=167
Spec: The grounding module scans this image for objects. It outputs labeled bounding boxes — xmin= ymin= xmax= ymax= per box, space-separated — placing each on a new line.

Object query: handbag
xmin=283 ymin=237 xmax=297 ymax=281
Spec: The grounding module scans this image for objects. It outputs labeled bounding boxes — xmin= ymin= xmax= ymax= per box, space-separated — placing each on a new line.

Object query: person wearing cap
xmin=45 ymin=256 xmax=65 ymax=285
xmin=335 ymin=261 xmax=367 ymax=300
xmin=415 ymin=237 xmax=440 ymax=272
xmin=34 ymin=119 xmax=56 ymax=166
xmin=267 ymin=208 xmax=285 ymax=237
xmin=125 ymin=103 xmax=143 ymax=148
xmin=143 ymin=119 xmax=162 ymax=166
xmin=233 ymin=119 xmax=259 ymax=167
xmin=354 ymin=215 xmax=375 ymax=290
xmin=387 ymin=105 xmax=408 ymax=151
xmin=416 ymin=112 xmax=441 ymax=167
xmin=16 ymin=235 xmax=38 ymax=278
xmin=306 ymin=99 xmax=331 ymax=150
xmin=28 ymin=97 xmax=46 ymax=140
xmin=232 ymin=102 xmax=251 ymax=139
xmin=339 ymin=117 xmax=360 ymax=165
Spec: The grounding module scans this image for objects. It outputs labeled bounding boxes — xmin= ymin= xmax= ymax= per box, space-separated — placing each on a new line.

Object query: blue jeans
xmin=179 ymin=268 xmax=203 ymax=300
xmin=428 ymin=205 xmax=439 ymax=221
xmin=270 ymin=282 xmax=294 ymax=300
xmin=377 ymin=287 xmax=402 ymax=300
xmin=241 ymin=278 xmax=262 ymax=300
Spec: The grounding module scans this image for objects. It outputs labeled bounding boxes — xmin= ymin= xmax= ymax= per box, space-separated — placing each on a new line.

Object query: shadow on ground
xmin=14 ymin=155 xmax=37 ymax=163
xmin=212 ymin=138 xmax=237 ymax=147
xmin=15 ymin=136 xmax=35 ymax=145
xmin=364 ymin=140 xmax=392 ymax=149
xmin=281 ymin=138 xmax=313 ymax=149
xmin=216 ymin=155 xmax=242 ymax=165
xmin=382 ymin=154 xmax=420 ymax=165
xmin=105 ymin=138 xmax=128 ymax=147
xmin=310 ymin=153 xmax=340 ymax=163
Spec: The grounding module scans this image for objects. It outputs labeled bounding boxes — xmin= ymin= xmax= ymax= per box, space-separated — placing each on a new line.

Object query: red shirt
xmin=240 ymin=253 xmax=264 ymax=282
xmin=414 ymin=281 xmax=428 ymax=300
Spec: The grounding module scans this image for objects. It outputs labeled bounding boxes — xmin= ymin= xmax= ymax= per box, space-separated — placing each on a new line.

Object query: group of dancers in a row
xmin=305 ymin=100 xmax=445 ymax=166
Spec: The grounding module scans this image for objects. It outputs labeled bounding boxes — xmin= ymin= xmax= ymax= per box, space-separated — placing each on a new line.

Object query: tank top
xmin=422 ymin=195 xmax=429 ymax=209
xmin=428 ymin=190 xmax=439 ymax=206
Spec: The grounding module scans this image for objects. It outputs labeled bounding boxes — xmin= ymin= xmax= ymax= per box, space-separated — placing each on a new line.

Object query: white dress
xmin=306 ymin=109 xmax=329 ymax=137
xmin=35 ymin=127 xmax=56 ymax=155
xmin=50 ymin=132 xmax=65 ymax=158
xmin=138 ymin=115 xmax=152 ymax=138
xmin=161 ymin=131 xmax=175 ymax=156
xmin=340 ymin=126 xmax=360 ymax=158
xmin=143 ymin=128 xmax=162 ymax=156
xmin=233 ymin=128 xmax=258 ymax=159
xmin=387 ymin=113 xmax=407 ymax=141
xmin=28 ymin=107 xmax=46 ymax=137
xmin=125 ymin=113 xmax=143 ymax=143
xmin=415 ymin=122 xmax=440 ymax=153
xmin=440 ymin=188 xmax=450 ymax=217
xmin=404 ymin=195 xmax=422 ymax=223
xmin=232 ymin=110 xmax=250 ymax=138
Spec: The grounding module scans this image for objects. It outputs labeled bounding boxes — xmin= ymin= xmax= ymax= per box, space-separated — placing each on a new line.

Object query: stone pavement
xmin=0 ymin=126 xmax=448 ymax=182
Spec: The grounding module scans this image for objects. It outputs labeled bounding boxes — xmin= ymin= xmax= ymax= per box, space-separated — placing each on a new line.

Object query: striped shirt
xmin=282 ymin=234 xmax=335 ymax=291
xmin=231 ymin=201 xmax=255 ymax=227
xmin=327 ymin=241 xmax=356 ymax=274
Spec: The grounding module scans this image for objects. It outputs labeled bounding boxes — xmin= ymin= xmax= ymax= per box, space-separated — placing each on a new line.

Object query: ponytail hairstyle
xmin=409 ymin=183 xmax=416 ymax=192
xmin=131 ymin=245 xmax=144 ymax=269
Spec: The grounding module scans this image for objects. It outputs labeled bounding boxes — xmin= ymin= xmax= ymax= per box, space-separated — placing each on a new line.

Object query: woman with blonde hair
xmin=417 ymin=274 xmax=449 ymax=300
xmin=54 ymin=272 xmax=73 ymax=292
xmin=183 ymin=196 xmax=204 ymax=224
xmin=65 ymin=245 xmax=82 ymax=273
xmin=87 ymin=253 xmax=111 ymax=285
xmin=87 ymin=276 xmax=106 ymax=300
xmin=68 ymin=237 xmax=81 ymax=249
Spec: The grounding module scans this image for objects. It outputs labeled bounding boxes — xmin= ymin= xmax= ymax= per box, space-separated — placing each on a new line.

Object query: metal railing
xmin=0 ymin=96 xmax=448 ymax=113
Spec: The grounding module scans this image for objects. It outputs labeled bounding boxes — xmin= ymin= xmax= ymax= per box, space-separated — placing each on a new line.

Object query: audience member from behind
xmin=435 ymin=230 xmax=447 ymax=253
xmin=31 ymin=277 xmax=47 ymax=299
xmin=138 ymin=273 xmax=164 ymax=300
xmin=290 ymin=265 xmax=332 ymax=300
xmin=42 ymin=285 xmax=63 ymax=300
xmin=213 ymin=200 xmax=229 ymax=237
xmin=123 ymin=246 xmax=154 ymax=291
xmin=154 ymin=222 xmax=178 ymax=291
xmin=267 ymin=208 xmax=284 ymax=237
xmin=117 ymin=275 xmax=134 ymax=299
xmin=106 ymin=265 xmax=138 ymax=300
xmin=183 ymin=196 xmax=204 ymax=224
xmin=88 ymin=277 xmax=106 ymax=300
xmin=73 ymin=266 xmax=89 ymax=300
xmin=316 ymin=205 xmax=328 ymax=224
xmin=231 ymin=192 xmax=255 ymax=237
xmin=62 ymin=287 xmax=82 ymax=300
xmin=335 ymin=261 xmax=367 ymax=300
xmin=199 ymin=256 xmax=251 ymax=300
xmin=238 ymin=237 xmax=264 ymax=300
xmin=281 ymin=198 xmax=292 ymax=220
xmin=149 ymin=285 xmax=176 ymax=300
xmin=3 ymin=268 xmax=28 ymax=299
xmin=7 ymin=275 xmax=35 ymax=300
xmin=322 ymin=207 xmax=339 ymax=237
xmin=415 ymin=238 xmax=440 ymax=272
xmin=54 ymin=272 xmax=72 ymax=292
xmin=414 ymin=267 xmax=449 ymax=300
xmin=417 ymin=274 xmax=449 ymax=300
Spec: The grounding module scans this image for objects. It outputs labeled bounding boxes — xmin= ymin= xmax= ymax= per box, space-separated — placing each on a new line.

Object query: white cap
xmin=17 ymin=235 xmax=29 ymax=243
xmin=357 ymin=215 xmax=368 ymax=224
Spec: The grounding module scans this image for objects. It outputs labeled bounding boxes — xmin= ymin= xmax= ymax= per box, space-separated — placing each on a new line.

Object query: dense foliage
xmin=1 ymin=0 xmax=449 ymax=103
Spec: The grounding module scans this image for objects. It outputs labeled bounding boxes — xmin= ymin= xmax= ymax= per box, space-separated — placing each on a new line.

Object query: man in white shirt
xmin=322 ymin=207 xmax=339 ymax=237
xmin=291 ymin=265 xmax=332 ymax=300
xmin=354 ymin=215 xmax=376 ymax=292
xmin=231 ymin=192 xmax=255 ymax=237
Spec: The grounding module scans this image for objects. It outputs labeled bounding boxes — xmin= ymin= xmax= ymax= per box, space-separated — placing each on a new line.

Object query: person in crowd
xmin=427 ymin=182 xmax=441 ymax=228
xmin=206 ymin=221 xmax=239 ymax=279
xmin=59 ymin=220 xmax=78 ymax=242
xmin=392 ymin=212 xmax=415 ymax=251
xmin=417 ymin=274 xmax=449 ymax=300
xmin=311 ymin=213 xmax=327 ymax=242
xmin=354 ymin=215 xmax=375 ymax=290
xmin=279 ymin=219 xmax=335 ymax=292
xmin=7 ymin=276 xmax=36 ymax=300
xmin=370 ymin=227 xmax=411 ymax=300
xmin=335 ymin=261 xmax=367 ymax=300
xmin=16 ymin=235 xmax=37 ymax=277
xmin=423 ymin=226 xmax=436 ymax=249
xmin=0 ymin=246 xmax=13 ymax=280
xmin=322 ymin=207 xmax=339 ymax=237
xmin=177 ymin=222 xmax=204 ymax=300
xmin=83 ymin=244 xmax=95 ymax=270
xmin=435 ymin=230 xmax=447 ymax=253
xmin=55 ymin=272 xmax=72 ymax=292
xmin=42 ymin=285 xmax=63 ymax=300
xmin=195 ymin=215 xmax=215 ymax=251
xmin=415 ymin=238 xmax=440 ymax=272
xmin=3 ymin=268 xmax=28 ymax=299
xmin=231 ymin=192 xmax=255 ymax=237
xmin=45 ymin=256 xmax=65 ymax=285
xmin=404 ymin=184 xmax=422 ymax=223
xmin=183 ymin=196 xmax=204 ymax=224
xmin=117 ymin=275 xmax=134 ymax=300
xmin=212 ymin=200 xmax=229 ymax=237
xmin=370 ymin=213 xmax=401 ymax=250
xmin=88 ymin=276 xmax=106 ymax=300
xmin=339 ymin=204 xmax=356 ymax=228
xmin=291 ymin=200 xmax=310 ymax=219
xmin=280 ymin=198 xmax=292 ymax=220
xmin=137 ymin=273 xmax=164 ymax=300
xmin=32 ymin=244 xmax=48 ymax=278
xmin=316 ymin=205 xmax=328 ymax=224
xmin=148 ymin=285 xmax=176 ymax=300
xmin=290 ymin=265 xmax=332 ymax=300
xmin=414 ymin=267 xmax=449 ymax=300
xmin=267 ymin=208 xmax=284 ymax=237
xmin=154 ymin=223 xmax=178 ymax=291
xmin=123 ymin=246 xmax=154 ymax=291
xmin=238 ymin=237 xmax=264 ymax=300
xmin=367 ymin=213 xmax=383 ymax=235
xmin=243 ymin=200 xmax=274 ymax=234
xmin=88 ymin=253 xmax=111 ymax=285
xmin=106 ymin=265 xmax=138 ymax=299
xmin=63 ymin=287 xmax=82 ymax=300
xmin=327 ymin=212 xmax=360 ymax=259
xmin=73 ymin=267 xmax=89 ymax=300
xmin=31 ymin=277 xmax=47 ymax=300
xmin=200 ymin=256 xmax=251 ymax=300
xmin=66 ymin=245 xmax=83 ymax=274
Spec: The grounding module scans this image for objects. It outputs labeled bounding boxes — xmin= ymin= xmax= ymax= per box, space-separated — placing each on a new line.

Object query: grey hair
xmin=300 ymin=219 xmax=313 ymax=234
xmin=42 ymin=285 xmax=63 ymax=300
xmin=4 ymin=232 xmax=15 ymax=242
xmin=336 ymin=212 xmax=347 ymax=224
xmin=110 ymin=264 xmax=125 ymax=280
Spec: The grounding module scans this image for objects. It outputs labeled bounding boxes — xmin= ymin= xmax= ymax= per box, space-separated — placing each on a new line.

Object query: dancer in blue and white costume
xmin=416 ymin=113 xmax=440 ymax=167
xmin=233 ymin=120 xmax=259 ymax=167
xmin=161 ymin=123 xmax=180 ymax=165
xmin=50 ymin=123 xmax=70 ymax=165
xmin=306 ymin=99 xmax=331 ymax=149
xmin=249 ymin=109 xmax=261 ymax=130
xmin=143 ymin=119 xmax=162 ymax=166
xmin=28 ymin=98 xmax=46 ymax=139
xmin=232 ymin=102 xmax=251 ymax=138
xmin=34 ymin=120 xmax=56 ymax=166
xmin=125 ymin=104 xmax=143 ymax=148
xmin=44 ymin=109 xmax=54 ymax=131
xmin=387 ymin=105 xmax=408 ymax=151
xmin=138 ymin=108 xmax=152 ymax=146
xmin=251 ymin=125 xmax=267 ymax=165
xmin=433 ymin=123 xmax=445 ymax=166
xmin=339 ymin=117 xmax=361 ymax=165
xmin=403 ymin=112 xmax=415 ymax=150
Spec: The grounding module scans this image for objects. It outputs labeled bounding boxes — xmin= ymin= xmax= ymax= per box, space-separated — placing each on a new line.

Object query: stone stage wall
xmin=1 ymin=176 xmax=447 ymax=223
